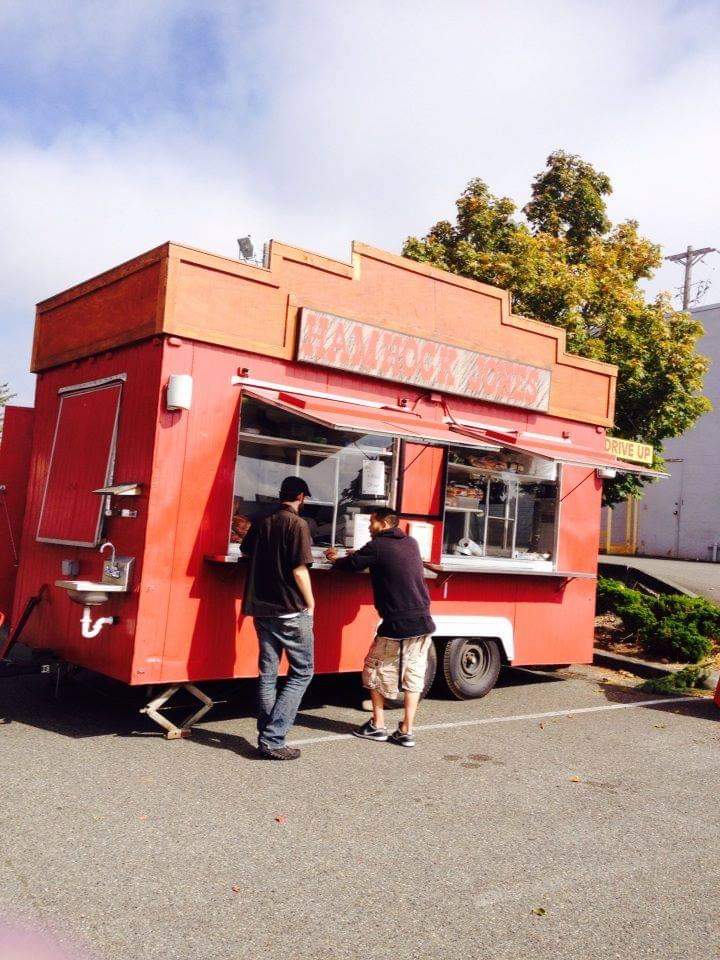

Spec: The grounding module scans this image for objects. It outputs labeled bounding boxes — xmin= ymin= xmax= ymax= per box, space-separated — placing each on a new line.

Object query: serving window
xmin=230 ymin=395 xmax=396 ymax=552
xmin=443 ymin=447 xmax=558 ymax=563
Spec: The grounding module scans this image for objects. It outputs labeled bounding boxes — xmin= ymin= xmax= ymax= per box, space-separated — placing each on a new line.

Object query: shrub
xmin=652 ymin=594 xmax=720 ymax=640
xmin=596 ymin=577 xmax=720 ymax=663
xmin=643 ymin=618 xmax=712 ymax=664
xmin=596 ymin=577 xmax=647 ymax=615
xmin=638 ymin=665 xmax=706 ymax=695
xmin=616 ymin=598 xmax=657 ymax=635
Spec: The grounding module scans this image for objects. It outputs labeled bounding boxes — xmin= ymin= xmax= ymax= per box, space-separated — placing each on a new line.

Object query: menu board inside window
xmin=231 ymin=396 xmax=396 ymax=551
xmin=443 ymin=447 xmax=558 ymax=561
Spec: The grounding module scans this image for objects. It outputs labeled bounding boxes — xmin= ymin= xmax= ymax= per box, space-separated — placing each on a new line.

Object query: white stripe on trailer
xmin=431 ymin=614 xmax=514 ymax=661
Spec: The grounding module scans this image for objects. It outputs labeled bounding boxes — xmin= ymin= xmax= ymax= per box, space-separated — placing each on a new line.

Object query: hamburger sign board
xmin=297 ymin=308 xmax=552 ymax=412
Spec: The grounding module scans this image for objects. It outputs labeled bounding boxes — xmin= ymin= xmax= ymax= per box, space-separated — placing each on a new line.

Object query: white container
xmin=352 ymin=513 xmax=373 ymax=550
xmin=361 ymin=459 xmax=386 ymax=496
xmin=167 ymin=374 xmax=193 ymax=411
xmin=408 ymin=520 xmax=433 ymax=561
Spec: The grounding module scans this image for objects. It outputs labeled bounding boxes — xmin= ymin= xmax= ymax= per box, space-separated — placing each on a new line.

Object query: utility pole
xmin=665 ymin=245 xmax=718 ymax=310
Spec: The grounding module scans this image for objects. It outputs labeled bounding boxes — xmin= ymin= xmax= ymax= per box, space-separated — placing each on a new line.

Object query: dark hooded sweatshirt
xmin=333 ymin=527 xmax=435 ymax=639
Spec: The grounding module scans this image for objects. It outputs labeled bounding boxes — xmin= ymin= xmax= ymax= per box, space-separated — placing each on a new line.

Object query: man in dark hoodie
xmin=325 ymin=508 xmax=435 ymax=748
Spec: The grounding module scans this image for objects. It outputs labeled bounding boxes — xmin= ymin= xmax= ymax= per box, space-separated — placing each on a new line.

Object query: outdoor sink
xmin=55 ymin=580 xmax=128 ymax=606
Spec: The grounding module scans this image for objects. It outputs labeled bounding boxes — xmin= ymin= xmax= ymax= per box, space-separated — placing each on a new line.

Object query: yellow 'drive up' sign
xmin=604 ymin=437 xmax=654 ymax=465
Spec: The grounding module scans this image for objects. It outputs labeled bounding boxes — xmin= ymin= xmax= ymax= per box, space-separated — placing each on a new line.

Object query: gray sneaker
xmin=389 ymin=728 xmax=415 ymax=748
xmin=352 ymin=720 xmax=389 ymax=742
xmin=258 ymin=745 xmax=301 ymax=760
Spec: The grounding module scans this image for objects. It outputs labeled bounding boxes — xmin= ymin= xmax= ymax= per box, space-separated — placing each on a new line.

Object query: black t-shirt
xmin=241 ymin=506 xmax=314 ymax=617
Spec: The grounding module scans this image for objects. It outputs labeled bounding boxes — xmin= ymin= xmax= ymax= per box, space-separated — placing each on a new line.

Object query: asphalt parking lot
xmin=1 ymin=665 xmax=718 ymax=960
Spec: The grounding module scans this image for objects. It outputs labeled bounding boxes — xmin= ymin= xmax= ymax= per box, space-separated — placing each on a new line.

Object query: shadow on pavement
xmin=599 ymin=681 xmax=719 ymax=721
xmin=0 ymin=662 xmax=569 ymax=742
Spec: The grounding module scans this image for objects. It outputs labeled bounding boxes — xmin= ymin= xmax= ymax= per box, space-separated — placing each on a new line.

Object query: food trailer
xmin=5 ymin=239 xmax=657 ymax=735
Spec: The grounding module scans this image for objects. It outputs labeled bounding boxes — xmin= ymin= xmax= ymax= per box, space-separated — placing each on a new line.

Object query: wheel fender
xmin=430 ymin=615 xmax=514 ymax=662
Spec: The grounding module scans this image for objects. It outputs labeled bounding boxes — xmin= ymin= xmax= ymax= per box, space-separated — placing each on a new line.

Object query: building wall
xmin=635 ymin=302 xmax=720 ymax=560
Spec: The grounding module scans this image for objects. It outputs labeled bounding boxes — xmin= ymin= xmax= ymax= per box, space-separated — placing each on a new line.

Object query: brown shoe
xmin=258 ymin=745 xmax=301 ymax=760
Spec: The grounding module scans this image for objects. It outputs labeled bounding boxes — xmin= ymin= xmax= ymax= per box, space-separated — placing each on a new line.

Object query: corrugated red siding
xmin=0 ymin=406 xmax=35 ymax=619
xmin=15 ymin=337 xmax=604 ymax=685
xmin=12 ymin=341 xmax=162 ymax=682
xmin=138 ymin=342 xmax=602 ymax=684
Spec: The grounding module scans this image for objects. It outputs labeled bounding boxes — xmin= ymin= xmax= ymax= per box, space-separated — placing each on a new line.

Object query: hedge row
xmin=596 ymin=577 xmax=720 ymax=663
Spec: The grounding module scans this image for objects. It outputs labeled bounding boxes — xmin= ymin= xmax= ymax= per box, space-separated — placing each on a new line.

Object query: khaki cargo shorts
xmin=362 ymin=634 xmax=432 ymax=700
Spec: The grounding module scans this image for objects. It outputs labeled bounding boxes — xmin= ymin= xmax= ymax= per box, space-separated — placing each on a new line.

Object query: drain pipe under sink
xmin=81 ymin=606 xmax=119 ymax=639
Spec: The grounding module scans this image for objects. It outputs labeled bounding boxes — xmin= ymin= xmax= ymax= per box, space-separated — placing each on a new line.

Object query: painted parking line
xmin=288 ymin=696 xmax=701 ymax=747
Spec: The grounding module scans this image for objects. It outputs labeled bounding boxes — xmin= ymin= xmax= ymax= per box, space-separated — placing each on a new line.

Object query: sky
xmin=1 ymin=0 xmax=719 ymax=406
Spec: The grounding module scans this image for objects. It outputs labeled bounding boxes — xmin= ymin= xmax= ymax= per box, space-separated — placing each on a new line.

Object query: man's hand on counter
xmin=324 ymin=547 xmax=354 ymax=563
xmin=423 ymin=559 xmax=452 ymax=587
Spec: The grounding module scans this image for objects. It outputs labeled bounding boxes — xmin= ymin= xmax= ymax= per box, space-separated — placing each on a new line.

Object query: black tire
xmin=441 ymin=636 xmax=502 ymax=700
xmin=421 ymin=639 xmax=437 ymax=699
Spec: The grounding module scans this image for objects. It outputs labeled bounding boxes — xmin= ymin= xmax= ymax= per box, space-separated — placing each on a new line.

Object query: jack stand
xmin=140 ymin=683 xmax=214 ymax=739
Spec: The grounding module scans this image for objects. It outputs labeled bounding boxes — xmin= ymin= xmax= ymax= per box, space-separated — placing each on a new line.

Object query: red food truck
xmin=2 ymin=239 xmax=657 ymax=736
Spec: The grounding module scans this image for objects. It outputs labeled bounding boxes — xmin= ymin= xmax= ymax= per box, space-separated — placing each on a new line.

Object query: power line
xmin=665 ymin=245 xmax=718 ymax=310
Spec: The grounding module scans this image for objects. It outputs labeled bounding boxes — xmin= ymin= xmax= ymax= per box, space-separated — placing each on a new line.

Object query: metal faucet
xmin=100 ymin=541 xmax=121 ymax=579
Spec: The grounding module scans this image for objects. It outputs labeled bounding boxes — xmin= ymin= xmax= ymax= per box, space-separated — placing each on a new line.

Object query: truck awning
xmin=241 ymin=387 xmax=500 ymax=450
xmin=450 ymin=424 xmax=668 ymax=477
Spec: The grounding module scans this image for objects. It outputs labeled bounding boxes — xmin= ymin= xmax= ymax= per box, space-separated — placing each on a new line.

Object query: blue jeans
xmin=254 ymin=611 xmax=315 ymax=750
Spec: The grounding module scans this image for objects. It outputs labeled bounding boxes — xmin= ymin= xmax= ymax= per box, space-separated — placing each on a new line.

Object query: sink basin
xmin=55 ymin=580 xmax=127 ymax=606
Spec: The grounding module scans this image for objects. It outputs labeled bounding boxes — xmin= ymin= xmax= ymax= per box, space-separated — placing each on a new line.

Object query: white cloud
xmin=2 ymin=0 xmax=719 ymax=405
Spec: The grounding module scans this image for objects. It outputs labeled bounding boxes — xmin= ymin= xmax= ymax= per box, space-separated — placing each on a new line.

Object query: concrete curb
xmin=594 ymin=648 xmax=719 ymax=690
xmin=598 ymin=561 xmax=698 ymax=598
xmin=593 ymin=648 xmax=682 ymax=679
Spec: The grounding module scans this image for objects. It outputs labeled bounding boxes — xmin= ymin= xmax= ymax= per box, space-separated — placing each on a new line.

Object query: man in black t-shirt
xmin=326 ymin=508 xmax=436 ymax=749
xmin=241 ymin=477 xmax=315 ymax=760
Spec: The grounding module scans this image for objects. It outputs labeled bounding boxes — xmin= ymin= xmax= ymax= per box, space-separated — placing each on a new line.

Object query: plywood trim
xmin=36 ymin=244 xmax=169 ymax=313
xmin=543 ymin=403 xmax=613 ymax=429
xmin=351 ymin=241 xmax=617 ymax=382
xmin=155 ymin=253 xmax=170 ymax=334
xmin=32 ymin=323 xmax=158 ymax=372
xmin=269 ymin=240 xmax=355 ymax=279
xmin=353 ymin=241 xmax=508 ymax=301
xmin=162 ymin=321 xmax=294 ymax=360
xmin=167 ymin=243 xmax=281 ymax=288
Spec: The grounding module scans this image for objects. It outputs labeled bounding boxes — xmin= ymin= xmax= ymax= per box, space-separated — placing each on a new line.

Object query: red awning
xmin=450 ymin=424 xmax=667 ymax=477
xmin=242 ymin=388 xmax=500 ymax=450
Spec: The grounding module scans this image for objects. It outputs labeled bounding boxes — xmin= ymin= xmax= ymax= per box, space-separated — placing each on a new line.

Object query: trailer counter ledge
xmin=1 ymin=239 xmax=661 ymax=736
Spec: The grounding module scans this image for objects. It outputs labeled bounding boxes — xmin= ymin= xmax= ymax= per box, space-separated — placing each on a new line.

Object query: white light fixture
xmin=167 ymin=374 xmax=193 ymax=411
xmin=597 ymin=467 xmax=617 ymax=480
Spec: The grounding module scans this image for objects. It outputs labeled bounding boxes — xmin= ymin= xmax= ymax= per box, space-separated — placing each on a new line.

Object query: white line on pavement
xmin=288 ymin=696 xmax=701 ymax=747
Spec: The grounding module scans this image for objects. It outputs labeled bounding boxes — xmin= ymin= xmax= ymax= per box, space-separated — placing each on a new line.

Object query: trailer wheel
xmin=421 ymin=639 xmax=437 ymax=699
xmin=441 ymin=637 xmax=501 ymax=700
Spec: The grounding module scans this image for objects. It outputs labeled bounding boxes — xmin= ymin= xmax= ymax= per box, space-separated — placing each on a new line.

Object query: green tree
xmin=0 ymin=382 xmax=14 ymax=439
xmin=403 ymin=151 xmax=710 ymax=504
